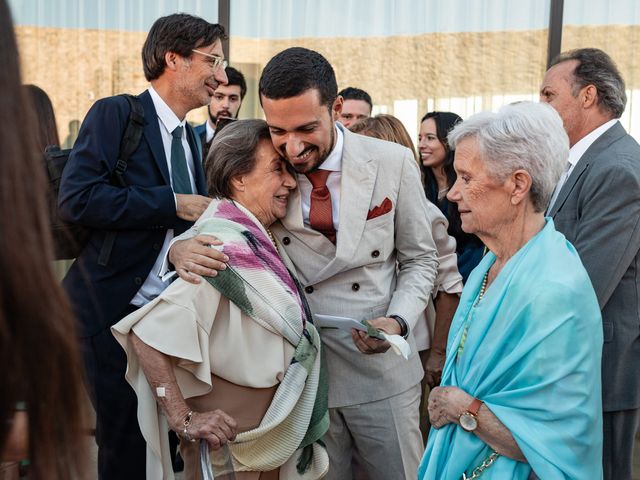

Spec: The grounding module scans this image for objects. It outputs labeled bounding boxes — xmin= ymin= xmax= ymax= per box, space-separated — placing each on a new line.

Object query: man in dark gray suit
xmin=541 ymin=48 xmax=640 ymax=480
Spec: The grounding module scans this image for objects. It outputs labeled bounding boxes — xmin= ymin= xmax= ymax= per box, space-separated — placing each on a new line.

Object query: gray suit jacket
xmin=272 ymin=127 xmax=438 ymax=408
xmin=549 ymin=121 xmax=640 ymax=411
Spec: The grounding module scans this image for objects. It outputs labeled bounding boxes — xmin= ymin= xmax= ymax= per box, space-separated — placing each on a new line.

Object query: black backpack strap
xmin=112 ymin=94 xmax=145 ymax=187
xmin=98 ymin=94 xmax=145 ymax=266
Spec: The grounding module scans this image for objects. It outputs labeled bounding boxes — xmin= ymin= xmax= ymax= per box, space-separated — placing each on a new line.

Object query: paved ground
xmin=84 ymin=433 xmax=640 ymax=479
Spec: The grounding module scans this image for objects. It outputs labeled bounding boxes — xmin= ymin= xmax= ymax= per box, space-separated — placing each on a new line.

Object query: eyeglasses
xmin=191 ymin=49 xmax=228 ymax=71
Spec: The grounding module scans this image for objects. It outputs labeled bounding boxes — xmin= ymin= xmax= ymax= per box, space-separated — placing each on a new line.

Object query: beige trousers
xmin=324 ymin=384 xmax=423 ymax=480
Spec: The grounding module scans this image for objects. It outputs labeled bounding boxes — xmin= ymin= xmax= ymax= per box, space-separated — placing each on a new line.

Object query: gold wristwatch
xmin=459 ymin=398 xmax=483 ymax=432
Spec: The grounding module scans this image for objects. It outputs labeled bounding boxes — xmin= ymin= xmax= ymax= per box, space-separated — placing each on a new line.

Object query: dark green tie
xmin=171 ymin=126 xmax=192 ymax=194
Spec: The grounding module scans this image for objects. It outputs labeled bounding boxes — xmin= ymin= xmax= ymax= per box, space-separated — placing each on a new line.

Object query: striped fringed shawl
xmin=200 ymin=200 xmax=329 ymax=478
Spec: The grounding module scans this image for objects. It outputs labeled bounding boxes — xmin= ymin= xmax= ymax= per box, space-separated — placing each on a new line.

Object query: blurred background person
xmin=62 ymin=119 xmax=81 ymax=149
xmin=350 ymin=114 xmax=462 ymax=441
xmin=23 ymin=83 xmax=74 ymax=280
xmin=195 ymin=66 xmax=247 ymax=160
xmin=0 ymin=0 xmax=89 ymax=478
xmin=336 ymin=86 xmax=372 ymax=128
xmin=419 ymin=111 xmax=485 ymax=282
xmin=23 ymin=84 xmax=60 ymax=151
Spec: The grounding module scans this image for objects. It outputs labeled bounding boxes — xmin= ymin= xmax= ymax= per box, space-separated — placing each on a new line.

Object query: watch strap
xmin=468 ymin=398 xmax=483 ymax=416
xmin=389 ymin=315 xmax=409 ymax=338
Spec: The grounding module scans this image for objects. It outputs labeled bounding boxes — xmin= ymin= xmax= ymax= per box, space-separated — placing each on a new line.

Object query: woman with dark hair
xmin=22 ymin=83 xmax=74 ymax=279
xmin=23 ymin=84 xmax=60 ymax=150
xmin=113 ymin=119 xmax=328 ymax=480
xmin=0 ymin=1 xmax=89 ymax=479
xmin=419 ymin=111 xmax=484 ymax=282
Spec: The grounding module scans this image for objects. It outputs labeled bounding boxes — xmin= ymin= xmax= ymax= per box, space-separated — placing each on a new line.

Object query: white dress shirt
xmin=297 ymin=124 xmax=344 ymax=230
xmin=131 ymin=86 xmax=197 ymax=307
xmin=205 ymin=121 xmax=215 ymax=143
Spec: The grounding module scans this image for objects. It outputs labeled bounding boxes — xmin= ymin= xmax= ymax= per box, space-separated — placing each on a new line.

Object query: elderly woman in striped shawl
xmin=112 ymin=119 xmax=328 ymax=480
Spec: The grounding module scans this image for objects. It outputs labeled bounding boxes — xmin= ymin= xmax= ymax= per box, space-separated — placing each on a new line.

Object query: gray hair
xmin=551 ymin=48 xmax=626 ymax=118
xmin=206 ymin=119 xmax=272 ymax=199
xmin=447 ymin=102 xmax=569 ymax=213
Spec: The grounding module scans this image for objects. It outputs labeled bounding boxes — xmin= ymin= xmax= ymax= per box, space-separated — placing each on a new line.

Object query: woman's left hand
xmin=428 ymin=386 xmax=473 ymax=429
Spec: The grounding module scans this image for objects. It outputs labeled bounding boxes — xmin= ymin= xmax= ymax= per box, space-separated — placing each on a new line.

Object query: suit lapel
xmin=276 ymin=128 xmax=377 ymax=285
xmin=550 ymin=121 xmax=626 ymax=216
xmin=334 ymin=131 xmax=377 ymax=261
xmin=139 ymin=90 xmax=170 ymax=186
xmin=548 ymin=159 xmax=588 ymax=216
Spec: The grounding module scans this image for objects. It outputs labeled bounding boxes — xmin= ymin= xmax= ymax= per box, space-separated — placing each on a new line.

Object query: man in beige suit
xmin=170 ymin=47 xmax=438 ymax=479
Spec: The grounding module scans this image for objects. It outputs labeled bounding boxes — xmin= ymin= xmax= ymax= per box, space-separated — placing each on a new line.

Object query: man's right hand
xmin=176 ymin=194 xmax=212 ymax=222
xmin=169 ymin=235 xmax=228 ymax=284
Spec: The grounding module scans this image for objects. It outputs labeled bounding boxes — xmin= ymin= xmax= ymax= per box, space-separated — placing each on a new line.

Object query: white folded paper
xmin=314 ymin=314 xmax=411 ymax=359
xmin=314 ymin=314 xmax=367 ymax=332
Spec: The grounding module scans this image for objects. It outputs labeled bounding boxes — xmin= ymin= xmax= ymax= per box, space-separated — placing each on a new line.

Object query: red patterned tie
xmin=305 ymin=169 xmax=336 ymax=243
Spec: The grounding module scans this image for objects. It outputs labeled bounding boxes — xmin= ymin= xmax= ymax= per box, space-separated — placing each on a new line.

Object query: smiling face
xmin=418 ymin=118 xmax=448 ymax=169
xmin=337 ymin=99 xmax=371 ymax=127
xmin=231 ymin=139 xmax=297 ymax=227
xmin=447 ymin=137 xmax=514 ymax=239
xmin=261 ymin=89 xmax=340 ymax=174
xmin=176 ymin=39 xmax=228 ymax=111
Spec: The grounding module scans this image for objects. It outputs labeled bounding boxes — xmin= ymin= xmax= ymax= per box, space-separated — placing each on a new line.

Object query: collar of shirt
xmin=205 ymin=120 xmax=215 ymax=143
xmin=317 ymin=122 xmax=344 ymax=172
xmin=568 ymin=118 xmax=617 ymax=169
xmin=148 ymin=85 xmax=186 ymax=137
xmin=297 ymin=123 xmax=344 ymax=230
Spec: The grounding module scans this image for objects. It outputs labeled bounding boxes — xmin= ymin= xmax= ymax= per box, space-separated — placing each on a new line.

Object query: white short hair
xmin=448 ymin=102 xmax=569 ymax=212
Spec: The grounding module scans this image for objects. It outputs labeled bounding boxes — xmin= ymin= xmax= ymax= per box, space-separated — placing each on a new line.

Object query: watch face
xmin=460 ymin=413 xmax=478 ymax=432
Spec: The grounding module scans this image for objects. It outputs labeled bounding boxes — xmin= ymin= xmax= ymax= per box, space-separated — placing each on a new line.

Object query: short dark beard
xmin=208 ymin=109 xmax=236 ymax=125
xmin=306 ymin=121 xmax=336 ymax=173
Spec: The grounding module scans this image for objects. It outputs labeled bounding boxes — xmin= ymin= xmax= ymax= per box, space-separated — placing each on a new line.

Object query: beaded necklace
xmin=456 ymin=271 xmax=489 ymax=360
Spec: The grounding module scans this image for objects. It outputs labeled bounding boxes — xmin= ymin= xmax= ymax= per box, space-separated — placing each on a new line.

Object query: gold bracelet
xmin=182 ymin=410 xmax=195 ymax=443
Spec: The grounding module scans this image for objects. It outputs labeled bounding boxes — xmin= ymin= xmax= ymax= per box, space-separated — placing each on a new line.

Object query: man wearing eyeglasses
xmin=58 ymin=13 xmax=228 ymax=480
xmin=195 ymin=66 xmax=247 ymax=160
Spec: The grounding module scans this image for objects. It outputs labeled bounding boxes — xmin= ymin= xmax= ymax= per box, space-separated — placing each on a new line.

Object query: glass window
xmin=229 ymin=0 xmax=550 ymax=147
xmin=9 ymin=0 xmax=218 ymax=147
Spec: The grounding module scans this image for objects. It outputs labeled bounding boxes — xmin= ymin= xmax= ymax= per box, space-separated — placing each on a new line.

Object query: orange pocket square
xmin=367 ymin=197 xmax=393 ymax=220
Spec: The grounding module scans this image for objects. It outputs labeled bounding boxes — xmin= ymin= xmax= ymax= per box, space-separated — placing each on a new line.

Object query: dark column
xmin=547 ymin=0 xmax=564 ymax=68
xmin=218 ymin=0 xmax=230 ymax=61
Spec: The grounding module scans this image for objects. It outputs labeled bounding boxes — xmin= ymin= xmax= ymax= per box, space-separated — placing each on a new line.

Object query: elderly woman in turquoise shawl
xmin=418 ymin=102 xmax=603 ymax=479
xmin=112 ymin=120 xmax=328 ymax=480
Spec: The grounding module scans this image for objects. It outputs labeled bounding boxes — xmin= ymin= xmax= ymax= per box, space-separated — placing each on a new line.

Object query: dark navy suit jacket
xmin=59 ymin=90 xmax=207 ymax=337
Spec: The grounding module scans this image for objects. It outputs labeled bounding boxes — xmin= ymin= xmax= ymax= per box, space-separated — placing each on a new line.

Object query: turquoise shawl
xmin=419 ymin=219 xmax=603 ymax=479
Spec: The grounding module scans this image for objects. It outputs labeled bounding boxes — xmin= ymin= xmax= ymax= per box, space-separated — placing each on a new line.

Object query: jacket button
xmin=134 ymin=276 xmax=143 ymax=286
xmin=305 ymin=286 xmax=314 ymax=294
xmin=352 ymin=283 xmax=360 ymax=291
xmin=371 ymin=250 xmax=380 ymax=258
xmin=283 ymin=237 xmax=291 ymax=245
xmin=153 ymin=243 xmax=161 ymax=251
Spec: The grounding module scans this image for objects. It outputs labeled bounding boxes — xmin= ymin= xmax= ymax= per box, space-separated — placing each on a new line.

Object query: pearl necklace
xmin=477 ymin=271 xmax=489 ymax=302
xmin=458 ymin=271 xmax=490 ymax=360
